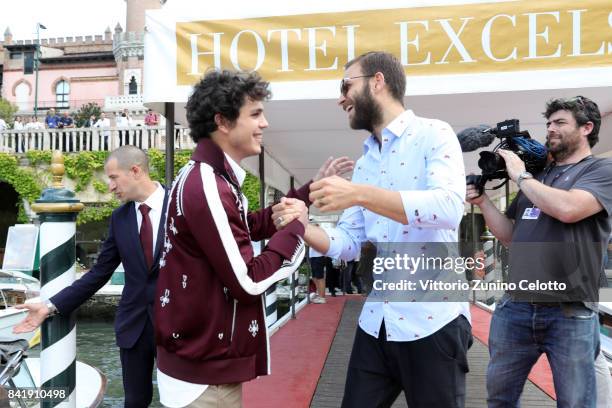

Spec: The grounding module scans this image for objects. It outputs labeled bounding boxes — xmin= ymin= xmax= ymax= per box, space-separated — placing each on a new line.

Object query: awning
xmin=144 ymin=0 xmax=612 ymax=194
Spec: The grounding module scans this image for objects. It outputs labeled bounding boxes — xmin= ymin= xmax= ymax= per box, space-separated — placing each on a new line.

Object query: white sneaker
xmin=312 ymin=296 xmax=327 ymax=304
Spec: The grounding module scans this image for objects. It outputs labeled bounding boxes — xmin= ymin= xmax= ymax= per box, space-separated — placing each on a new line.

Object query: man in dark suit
xmin=14 ymin=145 xmax=168 ymax=408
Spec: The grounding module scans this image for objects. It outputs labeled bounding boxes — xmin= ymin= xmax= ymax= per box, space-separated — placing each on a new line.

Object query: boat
xmin=0 ymin=270 xmax=41 ymax=347
xmin=0 ymin=339 xmax=106 ymax=407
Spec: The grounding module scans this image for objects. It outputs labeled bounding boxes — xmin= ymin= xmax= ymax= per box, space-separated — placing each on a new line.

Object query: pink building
xmin=0 ymin=28 xmax=119 ymax=115
xmin=0 ymin=0 xmax=162 ymax=119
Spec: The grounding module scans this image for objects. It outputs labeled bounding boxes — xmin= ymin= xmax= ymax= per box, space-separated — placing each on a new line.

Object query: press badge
xmin=522 ymin=207 xmax=540 ymax=220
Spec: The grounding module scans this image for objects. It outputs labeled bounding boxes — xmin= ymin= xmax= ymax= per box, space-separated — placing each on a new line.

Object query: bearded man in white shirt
xmin=273 ymin=51 xmax=472 ymax=408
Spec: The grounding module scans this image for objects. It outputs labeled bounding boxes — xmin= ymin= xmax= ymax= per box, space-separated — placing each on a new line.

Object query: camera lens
xmin=478 ymin=151 xmax=506 ymax=174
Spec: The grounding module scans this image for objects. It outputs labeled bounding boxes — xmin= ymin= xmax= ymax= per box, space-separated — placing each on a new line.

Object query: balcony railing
xmin=0 ymin=126 xmax=195 ymax=153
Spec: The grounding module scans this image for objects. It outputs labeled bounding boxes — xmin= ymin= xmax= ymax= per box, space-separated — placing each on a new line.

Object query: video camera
xmin=465 ymin=119 xmax=548 ymax=194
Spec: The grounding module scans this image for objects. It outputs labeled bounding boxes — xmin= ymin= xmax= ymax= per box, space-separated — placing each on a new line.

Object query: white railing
xmin=0 ymin=126 xmax=195 ymax=153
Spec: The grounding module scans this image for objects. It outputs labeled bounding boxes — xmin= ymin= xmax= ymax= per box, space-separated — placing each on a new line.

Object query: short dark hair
xmin=345 ymin=52 xmax=406 ymax=103
xmin=106 ymin=145 xmax=149 ymax=174
xmin=543 ymin=96 xmax=601 ymax=147
xmin=186 ymin=70 xmax=271 ymax=143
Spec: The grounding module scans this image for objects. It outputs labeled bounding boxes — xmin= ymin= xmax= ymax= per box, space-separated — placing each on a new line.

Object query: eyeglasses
xmin=340 ymin=75 xmax=374 ymax=96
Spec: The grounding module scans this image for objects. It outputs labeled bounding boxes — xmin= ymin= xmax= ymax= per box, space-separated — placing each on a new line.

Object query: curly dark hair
xmin=543 ymin=96 xmax=601 ymax=147
xmin=186 ymin=70 xmax=271 ymax=143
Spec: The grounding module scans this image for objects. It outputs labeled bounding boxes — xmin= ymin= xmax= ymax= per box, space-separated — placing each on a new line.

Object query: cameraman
xmin=466 ymin=96 xmax=612 ymax=407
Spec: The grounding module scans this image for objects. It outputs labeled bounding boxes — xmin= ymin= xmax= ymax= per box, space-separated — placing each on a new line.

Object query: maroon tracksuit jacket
xmin=155 ymin=138 xmax=309 ymax=385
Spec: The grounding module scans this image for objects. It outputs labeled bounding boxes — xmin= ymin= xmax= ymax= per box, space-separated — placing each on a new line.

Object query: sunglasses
xmin=568 ymin=95 xmax=586 ymax=108
xmin=340 ymin=75 xmax=374 ymax=96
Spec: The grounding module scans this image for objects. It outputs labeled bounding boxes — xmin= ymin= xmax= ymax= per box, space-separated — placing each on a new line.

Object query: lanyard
xmin=539 ymin=155 xmax=593 ymax=187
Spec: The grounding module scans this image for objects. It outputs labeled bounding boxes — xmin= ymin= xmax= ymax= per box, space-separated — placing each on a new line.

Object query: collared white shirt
xmin=325 ymin=110 xmax=470 ymax=341
xmin=157 ymin=154 xmax=245 ymax=407
xmin=225 ymin=153 xmax=246 ymax=186
xmin=94 ymin=118 xmax=111 ymax=138
xmin=116 ymin=116 xmax=129 ymax=128
xmin=135 ymin=182 xmax=165 ymax=254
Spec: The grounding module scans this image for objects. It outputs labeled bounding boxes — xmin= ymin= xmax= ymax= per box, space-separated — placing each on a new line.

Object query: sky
xmin=0 ymin=0 xmax=127 ymax=41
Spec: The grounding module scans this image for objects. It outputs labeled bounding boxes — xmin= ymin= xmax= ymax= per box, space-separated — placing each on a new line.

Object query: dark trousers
xmin=60 ymin=132 xmax=74 ymax=152
xmin=342 ymin=261 xmax=362 ymax=294
xmin=326 ymin=267 xmax=341 ymax=295
xmin=342 ymin=316 xmax=473 ymax=408
xmin=119 ymin=318 xmax=156 ymax=408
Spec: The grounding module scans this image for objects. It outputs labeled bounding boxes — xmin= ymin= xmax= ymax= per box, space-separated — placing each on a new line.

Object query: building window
xmin=55 ymin=80 xmax=69 ymax=108
xmin=9 ymin=52 xmax=23 ymax=60
xmin=128 ymin=76 xmax=138 ymax=95
xmin=23 ymin=52 xmax=34 ymax=75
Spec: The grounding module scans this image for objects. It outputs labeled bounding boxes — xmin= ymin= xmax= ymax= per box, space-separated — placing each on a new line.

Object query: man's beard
xmin=349 ymin=84 xmax=383 ymax=133
xmin=546 ymin=133 xmax=580 ymax=162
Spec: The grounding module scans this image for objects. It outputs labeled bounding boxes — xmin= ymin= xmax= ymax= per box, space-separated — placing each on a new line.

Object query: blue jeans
xmin=487 ymin=295 xmax=599 ymax=408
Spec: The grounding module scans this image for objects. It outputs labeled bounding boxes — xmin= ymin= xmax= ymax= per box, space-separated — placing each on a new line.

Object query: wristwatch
xmin=517 ymin=171 xmax=534 ymax=189
xmin=45 ymin=300 xmax=58 ymax=317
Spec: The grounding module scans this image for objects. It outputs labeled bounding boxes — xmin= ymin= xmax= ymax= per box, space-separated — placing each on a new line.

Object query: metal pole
xmin=34 ymin=24 xmax=41 ymax=119
xmin=31 ymin=151 xmax=84 ymax=408
xmin=502 ymin=182 xmax=510 ymax=282
xmin=257 ymin=149 xmax=277 ymax=324
xmin=164 ymin=102 xmax=175 ymax=187
xmin=289 ymin=176 xmax=297 ymax=319
xmin=258 ymin=148 xmax=265 ymax=209
xmin=470 ymin=203 xmax=477 ymax=303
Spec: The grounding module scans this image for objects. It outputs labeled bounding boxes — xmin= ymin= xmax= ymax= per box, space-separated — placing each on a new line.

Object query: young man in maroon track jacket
xmin=154 ymin=70 xmax=352 ymax=407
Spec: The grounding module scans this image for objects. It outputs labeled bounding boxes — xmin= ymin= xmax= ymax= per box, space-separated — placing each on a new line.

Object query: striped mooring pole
xmin=481 ymin=227 xmax=497 ymax=305
xmin=290 ymin=269 xmax=299 ymax=319
xmin=264 ymin=285 xmax=278 ymax=328
xmin=31 ymin=151 xmax=84 ymax=408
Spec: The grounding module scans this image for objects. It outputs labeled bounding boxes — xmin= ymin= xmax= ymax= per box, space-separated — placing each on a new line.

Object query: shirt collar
xmin=136 ymin=182 xmax=165 ymax=212
xmin=386 ymin=109 xmax=416 ymax=138
xmin=363 ymin=109 xmax=417 ymax=153
xmin=191 ymin=138 xmax=246 ymax=186
xmin=224 ymin=153 xmax=246 ymax=186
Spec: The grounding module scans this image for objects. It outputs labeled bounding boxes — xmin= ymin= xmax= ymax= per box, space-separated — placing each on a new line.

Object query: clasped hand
xmin=272 ymin=198 xmax=308 ymax=230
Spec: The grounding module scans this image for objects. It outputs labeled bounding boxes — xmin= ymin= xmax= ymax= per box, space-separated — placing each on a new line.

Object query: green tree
xmin=0 ymin=98 xmax=18 ymax=125
xmin=74 ymin=102 xmax=102 ymax=127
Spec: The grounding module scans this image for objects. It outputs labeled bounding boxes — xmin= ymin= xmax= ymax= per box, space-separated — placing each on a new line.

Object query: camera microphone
xmin=457 ymin=125 xmax=496 ymax=152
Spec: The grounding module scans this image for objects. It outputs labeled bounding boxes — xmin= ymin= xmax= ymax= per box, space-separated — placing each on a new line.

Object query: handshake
xmin=271 ymin=197 xmax=308 ymax=229
xmin=271 ymin=156 xmax=355 ymax=230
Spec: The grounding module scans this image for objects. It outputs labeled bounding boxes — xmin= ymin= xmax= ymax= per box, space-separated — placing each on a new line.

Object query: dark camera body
xmin=467 ymin=119 xmax=547 ymax=195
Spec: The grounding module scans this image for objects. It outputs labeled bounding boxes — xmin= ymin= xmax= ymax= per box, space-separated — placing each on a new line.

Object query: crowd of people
xmin=9 ymin=51 xmax=612 ymax=408
xmin=0 ymin=107 xmax=163 ymax=152
xmin=0 ymin=107 xmax=160 ymax=131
